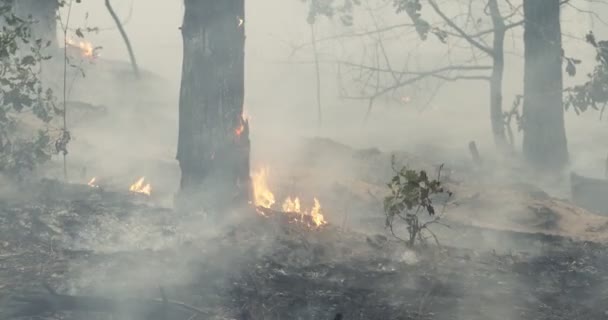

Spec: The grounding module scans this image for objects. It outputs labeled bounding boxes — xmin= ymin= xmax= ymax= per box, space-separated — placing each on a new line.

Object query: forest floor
xmin=3 ymin=57 xmax=608 ymax=319
xmin=1 ymin=139 xmax=608 ymax=320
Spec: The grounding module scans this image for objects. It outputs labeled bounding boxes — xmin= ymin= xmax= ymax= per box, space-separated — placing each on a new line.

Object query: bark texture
xmin=176 ymin=0 xmax=249 ymax=211
xmin=13 ymin=0 xmax=58 ymax=48
xmin=522 ymin=0 xmax=568 ymax=172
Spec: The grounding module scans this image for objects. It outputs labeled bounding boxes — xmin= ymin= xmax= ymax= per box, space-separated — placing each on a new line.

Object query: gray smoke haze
xmin=5 ymin=1 xmax=600 ymax=319
xmin=57 ymin=0 xmax=608 ymax=184
xmin=39 ymin=0 xmax=608 ymax=252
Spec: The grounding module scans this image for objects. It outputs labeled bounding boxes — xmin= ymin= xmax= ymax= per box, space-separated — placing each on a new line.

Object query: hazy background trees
xmin=18 ymin=0 xmax=603 ymax=191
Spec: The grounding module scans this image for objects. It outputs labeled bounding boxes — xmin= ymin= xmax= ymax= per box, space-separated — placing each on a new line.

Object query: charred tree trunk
xmin=13 ymin=0 xmax=58 ymax=49
xmin=522 ymin=0 xmax=568 ymax=172
xmin=176 ymin=0 xmax=250 ymax=212
xmin=489 ymin=0 xmax=508 ymax=151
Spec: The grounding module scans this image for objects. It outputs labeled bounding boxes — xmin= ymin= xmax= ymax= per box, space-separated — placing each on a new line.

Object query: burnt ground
xmin=0 ymin=179 xmax=608 ymax=320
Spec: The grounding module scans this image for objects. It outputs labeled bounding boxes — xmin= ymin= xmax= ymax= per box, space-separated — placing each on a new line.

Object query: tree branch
xmin=338 ymin=61 xmax=492 ymax=76
xmin=341 ymin=64 xmax=492 ymax=100
xmin=105 ymin=0 xmax=140 ymax=78
xmin=427 ymin=0 xmax=495 ymax=56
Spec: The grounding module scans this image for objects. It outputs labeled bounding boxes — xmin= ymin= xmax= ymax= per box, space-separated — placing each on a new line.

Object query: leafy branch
xmin=383 ymin=156 xmax=452 ymax=247
xmin=564 ymin=32 xmax=608 ymax=118
xmin=0 ymin=0 xmax=60 ymax=178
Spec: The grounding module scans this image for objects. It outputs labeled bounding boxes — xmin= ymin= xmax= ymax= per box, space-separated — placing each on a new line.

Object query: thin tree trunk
xmin=176 ymin=0 xmax=249 ymax=212
xmin=105 ymin=0 xmax=140 ymax=78
xmin=489 ymin=32 xmax=506 ymax=150
xmin=310 ymin=22 xmax=322 ymax=129
xmin=488 ymin=0 xmax=508 ymax=151
xmin=522 ymin=0 xmax=568 ymax=172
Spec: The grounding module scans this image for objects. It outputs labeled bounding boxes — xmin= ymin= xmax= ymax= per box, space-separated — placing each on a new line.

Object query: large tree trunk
xmin=176 ymin=0 xmax=250 ymax=212
xmin=522 ymin=0 xmax=568 ymax=172
xmin=13 ymin=0 xmax=58 ymax=49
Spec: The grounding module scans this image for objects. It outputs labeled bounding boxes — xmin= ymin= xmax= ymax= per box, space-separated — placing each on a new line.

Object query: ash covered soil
xmin=1 ymin=169 xmax=608 ymax=320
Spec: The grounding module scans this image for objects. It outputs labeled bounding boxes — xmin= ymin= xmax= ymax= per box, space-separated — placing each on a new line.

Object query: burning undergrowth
xmin=252 ymin=167 xmax=328 ymax=228
xmin=1 ymin=177 xmax=608 ymax=320
xmin=0 ymin=179 xmax=176 ymax=253
xmin=3 ymin=139 xmax=608 ymax=319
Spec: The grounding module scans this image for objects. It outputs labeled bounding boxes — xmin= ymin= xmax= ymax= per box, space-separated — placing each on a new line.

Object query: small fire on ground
xmin=251 ymin=167 xmax=327 ymax=228
xmin=129 ymin=177 xmax=151 ymax=196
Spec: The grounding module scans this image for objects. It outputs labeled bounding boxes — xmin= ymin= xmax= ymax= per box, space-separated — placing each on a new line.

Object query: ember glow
xmin=129 ymin=177 xmax=151 ymax=196
xmin=235 ymin=123 xmax=245 ymax=137
xmin=235 ymin=112 xmax=247 ymax=137
xmin=252 ymin=167 xmax=327 ymax=228
xmin=87 ymin=177 xmax=99 ymax=188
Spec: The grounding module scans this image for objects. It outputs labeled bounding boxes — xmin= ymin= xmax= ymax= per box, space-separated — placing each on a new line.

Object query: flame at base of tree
xmin=251 ymin=167 xmax=327 ymax=228
xmin=252 ymin=167 xmax=275 ymax=208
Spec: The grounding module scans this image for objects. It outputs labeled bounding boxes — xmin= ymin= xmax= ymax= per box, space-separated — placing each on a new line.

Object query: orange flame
xmin=252 ymin=167 xmax=275 ymax=210
xmin=310 ymin=198 xmax=325 ymax=227
xmin=282 ymin=196 xmax=301 ymax=213
xmin=251 ymin=167 xmax=327 ymax=227
xmin=66 ymin=37 xmax=96 ymax=58
xmin=87 ymin=177 xmax=99 ymax=188
xmin=129 ymin=177 xmax=151 ymax=196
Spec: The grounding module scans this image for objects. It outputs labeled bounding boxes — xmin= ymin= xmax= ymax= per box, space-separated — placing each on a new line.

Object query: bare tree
xmin=425 ymin=0 xmax=523 ymax=151
xmin=326 ymin=0 xmax=522 ymax=151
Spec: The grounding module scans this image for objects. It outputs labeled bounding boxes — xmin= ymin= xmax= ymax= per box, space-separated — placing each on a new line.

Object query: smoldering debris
xmin=1 ymin=172 xmax=608 ymax=320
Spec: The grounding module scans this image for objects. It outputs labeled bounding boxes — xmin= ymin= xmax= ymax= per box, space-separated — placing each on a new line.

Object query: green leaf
xmin=75 ymin=28 xmax=84 ymax=38
xmin=20 ymin=55 xmax=35 ymax=66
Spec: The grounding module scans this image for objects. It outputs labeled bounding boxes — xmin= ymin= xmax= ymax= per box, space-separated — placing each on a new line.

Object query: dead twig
xmin=468 ymin=141 xmax=482 ymax=167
